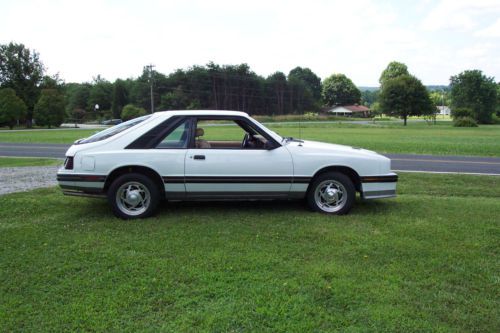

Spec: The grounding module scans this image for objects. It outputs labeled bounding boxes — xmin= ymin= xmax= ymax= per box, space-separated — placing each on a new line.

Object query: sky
xmin=1 ymin=0 xmax=499 ymax=86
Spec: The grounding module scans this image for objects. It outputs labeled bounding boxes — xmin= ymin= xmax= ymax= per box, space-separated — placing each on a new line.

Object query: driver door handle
xmin=193 ymin=155 xmax=205 ymax=160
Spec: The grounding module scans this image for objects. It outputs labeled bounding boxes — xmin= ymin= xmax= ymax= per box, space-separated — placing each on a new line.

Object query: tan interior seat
xmin=195 ymin=128 xmax=211 ymax=148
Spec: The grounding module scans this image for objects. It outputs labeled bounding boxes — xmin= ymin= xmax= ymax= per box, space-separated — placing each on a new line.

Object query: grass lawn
xmin=0 ymin=173 xmax=498 ymax=332
xmin=0 ymin=156 xmax=62 ymax=167
xmin=0 ymin=122 xmax=499 ymax=156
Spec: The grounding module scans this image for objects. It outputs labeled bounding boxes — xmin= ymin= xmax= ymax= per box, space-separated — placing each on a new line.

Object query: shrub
xmin=121 ymin=104 xmax=147 ymax=121
xmin=453 ymin=116 xmax=478 ymax=127
xmin=303 ymin=112 xmax=318 ymax=120
xmin=451 ymin=107 xmax=473 ymax=119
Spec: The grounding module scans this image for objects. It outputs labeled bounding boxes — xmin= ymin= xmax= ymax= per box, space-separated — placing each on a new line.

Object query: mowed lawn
xmin=1 ymin=121 xmax=499 ymax=156
xmin=0 ymin=173 xmax=499 ymax=332
xmin=0 ymin=157 xmax=61 ymax=167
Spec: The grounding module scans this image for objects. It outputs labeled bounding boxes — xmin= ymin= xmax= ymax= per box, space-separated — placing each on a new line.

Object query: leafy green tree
xmin=379 ymin=61 xmax=409 ymax=87
xmin=0 ymin=42 xmax=45 ymax=126
xmin=429 ymin=90 xmax=451 ymax=106
xmin=0 ymin=88 xmax=27 ymax=129
xmin=361 ymin=89 xmax=379 ymax=106
xmin=34 ymin=89 xmax=65 ymax=128
xmin=65 ymin=83 xmax=91 ymax=117
xmin=322 ymin=73 xmax=361 ymax=106
xmin=288 ymin=67 xmax=321 ymax=112
xmin=379 ymin=75 xmax=435 ymax=126
xmin=450 ymin=70 xmax=497 ymax=124
xmin=87 ymin=75 xmax=113 ymax=117
xmin=121 ymin=104 xmax=147 ymax=121
xmin=266 ymin=72 xmax=288 ymax=115
xmin=111 ymin=79 xmax=129 ymax=118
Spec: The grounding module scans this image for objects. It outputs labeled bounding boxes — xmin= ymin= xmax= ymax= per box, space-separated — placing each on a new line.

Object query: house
xmin=436 ymin=106 xmax=451 ymax=116
xmin=326 ymin=105 xmax=371 ymax=117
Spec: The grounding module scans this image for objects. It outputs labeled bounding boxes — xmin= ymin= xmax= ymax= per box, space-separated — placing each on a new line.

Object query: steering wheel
xmin=242 ymin=133 xmax=251 ymax=148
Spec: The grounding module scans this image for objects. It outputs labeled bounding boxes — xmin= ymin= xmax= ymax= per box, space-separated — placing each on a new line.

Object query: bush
xmin=453 ymin=116 xmax=478 ymax=127
xmin=451 ymin=107 xmax=473 ymax=119
xmin=121 ymin=104 xmax=147 ymax=121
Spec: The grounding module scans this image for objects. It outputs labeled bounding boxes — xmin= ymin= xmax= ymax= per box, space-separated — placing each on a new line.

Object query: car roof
xmin=152 ymin=110 xmax=249 ymax=118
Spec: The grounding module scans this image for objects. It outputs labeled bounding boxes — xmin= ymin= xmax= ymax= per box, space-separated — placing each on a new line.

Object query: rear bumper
xmin=360 ymin=173 xmax=398 ymax=199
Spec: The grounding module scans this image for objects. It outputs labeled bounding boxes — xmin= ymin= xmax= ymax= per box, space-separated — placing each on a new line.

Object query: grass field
xmin=1 ymin=173 xmax=499 ymax=332
xmin=0 ymin=156 xmax=61 ymax=167
xmin=0 ymin=121 xmax=499 ymax=156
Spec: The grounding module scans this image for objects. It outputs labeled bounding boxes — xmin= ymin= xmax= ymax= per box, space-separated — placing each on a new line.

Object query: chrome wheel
xmin=115 ymin=181 xmax=151 ymax=216
xmin=314 ymin=180 xmax=347 ymax=213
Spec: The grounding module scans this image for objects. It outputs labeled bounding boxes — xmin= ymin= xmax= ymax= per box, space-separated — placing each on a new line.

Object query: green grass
xmin=0 ymin=173 xmax=499 ymax=332
xmin=0 ymin=129 xmax=96 ymax=144
xmin=0 ymin=122 xmax=499 ymax=156
xmin=0 ymin=156 xmax=62 ymax=167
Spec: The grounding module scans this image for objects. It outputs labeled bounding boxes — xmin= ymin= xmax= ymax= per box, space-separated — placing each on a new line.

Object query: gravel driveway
xmin=0 ymin=166 xmax=59 ymax=195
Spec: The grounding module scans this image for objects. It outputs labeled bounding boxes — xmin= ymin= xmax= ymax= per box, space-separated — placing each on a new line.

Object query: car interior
xmin=194 ymin=119 xmax=268 ymax=149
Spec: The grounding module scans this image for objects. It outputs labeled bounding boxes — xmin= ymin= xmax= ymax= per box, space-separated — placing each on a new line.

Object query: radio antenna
xmin=298 ymin=111 xmax=303 ymax=146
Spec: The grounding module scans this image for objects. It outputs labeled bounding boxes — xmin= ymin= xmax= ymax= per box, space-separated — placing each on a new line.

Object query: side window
xmin=155 ymin=119 xmax=190 ymax=149
xmin=194 ymin=118 xmax=268 ymax=149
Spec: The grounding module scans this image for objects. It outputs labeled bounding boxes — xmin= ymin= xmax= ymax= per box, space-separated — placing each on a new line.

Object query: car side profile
xmin=57 ymin=110 xmax=397 ymax=219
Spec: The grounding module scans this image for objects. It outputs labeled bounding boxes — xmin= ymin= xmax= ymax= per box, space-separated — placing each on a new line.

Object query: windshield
xmin=77 ymin=115 xmax=152 ymax=144
xmin=250 ymin=118 xmax=283 ymax=142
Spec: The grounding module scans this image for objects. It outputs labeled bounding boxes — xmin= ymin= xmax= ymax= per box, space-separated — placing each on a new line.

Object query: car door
xmin=184 ymin=117 xmax=293 ymax=199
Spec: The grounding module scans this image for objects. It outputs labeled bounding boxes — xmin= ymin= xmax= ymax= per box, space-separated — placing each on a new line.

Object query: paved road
xmin=1 ymin=142 xmax=499 ymax=175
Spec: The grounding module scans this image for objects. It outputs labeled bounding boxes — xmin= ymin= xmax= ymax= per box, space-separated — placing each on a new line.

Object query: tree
xmin=0 ymin=88 xmax=27 ymax=129
xmin=0 ymin=42 xmax=45 ymax=126
xmin=379 ymin=75 xmax=435 ymax=126
xmin=111 ymin=79 xmax=129 ymax=118
xmin=288 ymin=67 xmax=322 ymax=112
xmin=65 ymin=83 xmax=91 ymax=120
xmin=121 ymin=104 xmax=147 ymax=121
xmin=34 ymin=89 xmax=65 ymax=128
xmin=266 ymin=72 xmax=288 ymax=115
xmin=379 ymin=61 xmax=409 ymax=87
xmin=87 ymin=75 xmax=113 ymax=117
xmin=361 ymin=89 xmax=379 ymax=106
xmin=450 ymin=70 xmax=497 ymax=124
xmin=322 ymin=73 xmax=361 ymax=106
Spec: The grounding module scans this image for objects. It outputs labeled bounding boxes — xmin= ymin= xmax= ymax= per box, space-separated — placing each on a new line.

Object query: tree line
xmin=0 ymin=42 xmax=499 ymax=128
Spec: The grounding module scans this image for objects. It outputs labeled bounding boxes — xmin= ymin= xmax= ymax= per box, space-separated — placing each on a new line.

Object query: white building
xmin=436 ymin=106 xmax=451 ymax=115
xmin=326 ymin=105 xmax=371 ymax=117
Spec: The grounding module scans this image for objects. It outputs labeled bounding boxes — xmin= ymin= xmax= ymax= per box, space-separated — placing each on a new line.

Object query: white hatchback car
xmin=57 ymin=110 xmax=397 ymax=219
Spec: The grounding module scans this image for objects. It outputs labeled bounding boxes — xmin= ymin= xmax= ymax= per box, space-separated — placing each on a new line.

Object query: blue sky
xmin=1 ymin=0 xmax=499 ymax=85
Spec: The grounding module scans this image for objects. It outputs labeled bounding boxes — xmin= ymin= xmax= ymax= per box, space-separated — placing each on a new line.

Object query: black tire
xmin=307 ymin=172 xmax=355 ymax=215
xmin=108 ymin=173 xmax=160 ymax=219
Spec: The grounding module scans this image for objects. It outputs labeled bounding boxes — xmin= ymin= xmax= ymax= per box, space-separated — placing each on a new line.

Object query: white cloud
xmin=421 ymin=0 xmax=500 ymax=31
xmin=1 ymin=0 xmax=499 ymax=85
xmin=476 ymin=18 xmax=500 ymax=37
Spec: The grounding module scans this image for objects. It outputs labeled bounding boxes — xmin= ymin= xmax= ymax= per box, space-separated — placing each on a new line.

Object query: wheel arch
xmin=308 ymin=165 xmax=362 ymax=193
xmin=104 ymin=165 xmax=164 ymax=194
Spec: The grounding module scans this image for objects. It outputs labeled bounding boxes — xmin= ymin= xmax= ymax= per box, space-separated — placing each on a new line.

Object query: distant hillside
xmin=358 ymin=86 xmax=379 ymax=92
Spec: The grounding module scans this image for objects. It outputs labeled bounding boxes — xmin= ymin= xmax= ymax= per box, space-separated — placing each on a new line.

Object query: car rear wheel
xmin=307 ymin=172 xmax=355 ymax=215
xmin=108 ymin=173 xmax=160 ymax=219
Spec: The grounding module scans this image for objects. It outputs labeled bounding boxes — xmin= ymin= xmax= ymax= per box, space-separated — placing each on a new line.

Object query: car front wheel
xmin=307 ymin=172 xmax=355 ymax=215
xmin=108 ymin=173 xmax=160 ymax=219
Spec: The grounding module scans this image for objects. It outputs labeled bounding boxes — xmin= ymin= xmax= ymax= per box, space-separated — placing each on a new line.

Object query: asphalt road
xmin=1 ymin=142 xmax=500 ymax=175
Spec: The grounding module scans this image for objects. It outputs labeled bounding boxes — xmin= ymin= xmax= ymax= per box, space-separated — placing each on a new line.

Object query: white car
xmin=57 ymin=110 xmax=397 ymax=219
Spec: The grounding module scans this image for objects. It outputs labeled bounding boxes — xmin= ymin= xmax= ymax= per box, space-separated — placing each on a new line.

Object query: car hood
xmin=285 ymin=139 xmax=382 ymax=158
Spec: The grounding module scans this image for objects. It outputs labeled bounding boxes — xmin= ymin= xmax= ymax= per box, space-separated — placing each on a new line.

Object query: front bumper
xmin=57 ymin=171 xmax=107 ymax=198
xmin=360 ymin=173 xmax=398 ymax=199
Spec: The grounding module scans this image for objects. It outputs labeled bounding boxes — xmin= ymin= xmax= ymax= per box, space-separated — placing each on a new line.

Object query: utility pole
xmin=145 ymin=64 xmax=155 ymax=113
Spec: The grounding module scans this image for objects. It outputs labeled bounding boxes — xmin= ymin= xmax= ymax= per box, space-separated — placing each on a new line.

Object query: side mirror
xmin=264 ymin=141 xmax=278 ymax=150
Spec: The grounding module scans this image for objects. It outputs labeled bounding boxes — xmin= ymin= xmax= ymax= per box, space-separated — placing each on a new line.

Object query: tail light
xmin=64 ymin=157 xmax=74 ymax=170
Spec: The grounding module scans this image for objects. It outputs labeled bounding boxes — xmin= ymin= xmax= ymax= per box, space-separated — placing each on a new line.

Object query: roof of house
xmin=334 ymin=105 xmax=370 ymax=112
